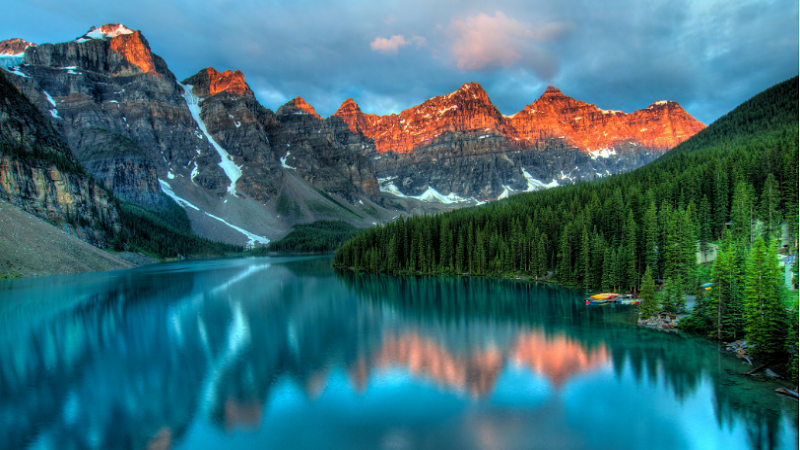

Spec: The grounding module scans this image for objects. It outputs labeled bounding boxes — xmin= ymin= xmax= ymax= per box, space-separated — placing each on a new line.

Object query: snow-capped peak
xmin=76 ymin=24 xmax=135 ymax=42
xmin=0 ymin=38 xmax=36 ymax=56
xmin=647 ymin=100 xmax=670 ymax=109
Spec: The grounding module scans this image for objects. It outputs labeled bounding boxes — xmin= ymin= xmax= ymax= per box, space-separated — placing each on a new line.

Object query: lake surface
xmin=0 ymin=255 xmax=796 ymax=450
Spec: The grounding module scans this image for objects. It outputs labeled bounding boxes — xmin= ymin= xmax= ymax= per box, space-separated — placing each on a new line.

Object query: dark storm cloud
xmin=3 ymin=0 xmax=797 ymax=123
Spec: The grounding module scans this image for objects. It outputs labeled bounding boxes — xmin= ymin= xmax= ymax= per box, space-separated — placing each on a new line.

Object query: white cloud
xmin=448 ymin=11 xmax=574 ymax=77
xmin=370 ymin=34 xmax=425 ymax=54
xmin=370 ymin=35 xmax=408 ymax=54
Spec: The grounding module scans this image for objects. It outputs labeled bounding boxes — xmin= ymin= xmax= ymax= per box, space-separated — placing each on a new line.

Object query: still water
xmin=0 ymin=256 xmax=796 ymax=450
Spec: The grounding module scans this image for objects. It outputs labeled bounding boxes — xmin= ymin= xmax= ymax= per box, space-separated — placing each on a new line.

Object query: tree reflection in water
xmin=0 ymin=256 xmax=795 ymax=450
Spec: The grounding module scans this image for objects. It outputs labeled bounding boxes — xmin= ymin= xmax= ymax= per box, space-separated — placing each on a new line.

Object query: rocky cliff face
xmin=69 ymin=127 xmax=167 ymax=210
xmin=0 ymin=25 xmax=395 ymax=246
xmin=273 ymin=97 xmax=381 ymax=202
xmin=2 ymin=28 xmax=210 ymax=188
xmin=0 ymin=28 xmax=279 ymax=245
xmin=331 ymin=83 xmax=705 ymax=200
xmin=183 ymin=68 xmax=381 ymax=204
xmin=0 ymin=71 xmax=120 ymax=246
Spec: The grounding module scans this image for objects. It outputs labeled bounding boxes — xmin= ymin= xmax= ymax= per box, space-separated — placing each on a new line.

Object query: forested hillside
xmin=334 ymin=77 xmax=798 ymax=295
xmin=250 ymin=220 xmax=356 ymax=254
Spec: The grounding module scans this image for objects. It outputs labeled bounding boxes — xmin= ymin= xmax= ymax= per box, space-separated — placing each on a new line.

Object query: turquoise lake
xmin=0 ymin=255 xmax=796 ymax=450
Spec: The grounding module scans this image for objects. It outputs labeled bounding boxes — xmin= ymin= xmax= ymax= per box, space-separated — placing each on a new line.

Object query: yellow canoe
xmin=590 ymin=293 xmax=619 ymax=300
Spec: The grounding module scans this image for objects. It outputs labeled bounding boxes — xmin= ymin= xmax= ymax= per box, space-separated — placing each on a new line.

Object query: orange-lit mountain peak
xmin=0 ymin=38 xmax=36 ymax=56
xmin=332 ymin=82 xmax=705 ymax=155
xmin=183 ymin=67 xmax=254 ymax=98
xmin=438 ymin=81 xmax=493 ymax=106
xmin=335 ymin=98 xmax=364 ymax=115
xmin=646 ymin=100 xmax=674 ymax=109
xmin=542 ymin=85 xmax=564 ymax=96
xmin=285 ymin=96 xmax=323 ymax=119
xmin=333 ymin=98 xmax=380 ymax=134
xmin=79 ymin=24 xmax=137 ymax=41
xmin=454 ymin=81 xmax=488 ymax=95
xmin=71 ymin=24 xmax=160 ymax=76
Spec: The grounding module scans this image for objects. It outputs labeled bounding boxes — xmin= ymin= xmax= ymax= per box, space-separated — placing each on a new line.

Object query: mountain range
xmin=0 ymin=23 xmax=705 ymax=248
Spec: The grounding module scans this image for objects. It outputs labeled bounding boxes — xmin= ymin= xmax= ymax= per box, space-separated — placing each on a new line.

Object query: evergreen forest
xmin=250 ymin=220 xmax=357 ymax=254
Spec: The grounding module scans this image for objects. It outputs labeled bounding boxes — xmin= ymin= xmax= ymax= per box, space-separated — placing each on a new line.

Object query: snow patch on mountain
xmin=160 ymin=179 xmax=268 ymax=246
xmin=497 ymin=186 xmax=512 ymax=200
xmin=181 ymin=83 xmax=242 ymax=196
xmin=159 ymin=179 xmax=199 ymax=211
xmin=203 ymin=212 xmax=270 ymax=246
xmin=0 ymin=60 xmax=28 ymax=77
xmin=0 ymin=54 xmax=24 ymax=69
xmin=280 ymin=152 xmax=296 ymax=170
xmin=378 ymin=178 xmax=474 ymax=204
xmin=41 ymin=90 xmax=60 ymax=118
xmin=78 ymin=24 xmax=135 ymax=41
xmin=589 ymin=147 xmax=617 ymax=160
xmin=522 ymin=168 xmax=559 ymax=191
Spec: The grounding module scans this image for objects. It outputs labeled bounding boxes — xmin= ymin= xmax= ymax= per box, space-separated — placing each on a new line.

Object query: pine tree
xmin=679 ymin=206 xmax=698 ymax=289
xmin=580 ymin=225 xmax=591 ymax=289
xmin=559 ymin=224 xmax=573 ymax=284
xmin=787 ymin=302 xmax=799 ymax=385
xmin=745 ymin=238 xmax=787 ymax=359
xmin=759 ymin=174 xmax=781 ymax=240
xmin=602 ymin=247 xmax=614 ymax=292
xmin=660 ymin=276 xmax=684 ymax=314
xmin=639 ymin=266 xmax=659 ymax=318
xmin=713 ymin=160 xmax=729 ymax=239
xmin=698 ymin=195 xmax=713 ymax=262
xmin=624 ymin=211 xmax=638 ymax=292
xmin=731 ymin=181 xmax=754 ymax=243
xmin=387 ymin=235 xmax=397 ymax=273
xmin=644 ymin=201 xmax=659 ymax=273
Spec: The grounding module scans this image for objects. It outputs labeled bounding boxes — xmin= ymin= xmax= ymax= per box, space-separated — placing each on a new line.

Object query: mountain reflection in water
xmin=0 ymin=256 xmax=796 ymax=450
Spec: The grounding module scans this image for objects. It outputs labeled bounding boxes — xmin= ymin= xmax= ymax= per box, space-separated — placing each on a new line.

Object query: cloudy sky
xmin=5 ymin=0 xmax=797 ymax=124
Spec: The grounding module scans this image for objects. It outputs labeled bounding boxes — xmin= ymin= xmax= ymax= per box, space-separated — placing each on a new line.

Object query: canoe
xmin=590 ymin=293 xmax=618 ymax=300
xmin=620 ymin=300 xmax=641 ymax=305
xmin=585 ymin=299 xmax=609 ymax=305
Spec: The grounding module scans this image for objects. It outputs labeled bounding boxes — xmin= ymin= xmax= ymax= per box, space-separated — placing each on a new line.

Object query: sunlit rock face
xmin=331 ymin=83 xmax=705 ymax=201
xmin=504 ymin=86 xmax=705 ymax=152
xmin=333 ymin=83 xmax=703 ymax=156
xmin=279 ymin=96 xmax=323 ymax=120
xmin=27 ymin=25 xmax=161 ymax=76
xmin=183 ymin=67 xmax=254 ymax=98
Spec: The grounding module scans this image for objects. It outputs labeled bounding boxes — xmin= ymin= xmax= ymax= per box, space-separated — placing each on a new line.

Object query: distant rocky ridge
xmin=0 ymin=23 xmax=706 ymax=247
xmin=326 ymin=82 xmax=705 ymax=200
xmin=331 ymin=83 xmax=702 ymax=155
